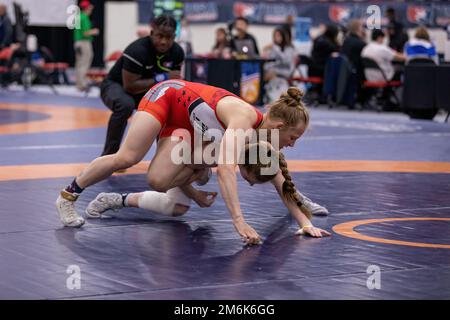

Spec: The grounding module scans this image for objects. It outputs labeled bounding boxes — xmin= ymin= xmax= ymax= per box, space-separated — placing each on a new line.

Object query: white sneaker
xmin=56 ymin=191 xmax=85 ymax=227
xmin=196 ymin=168 xmax=212 ymax=186
xmin=298 ymin=192 xmax=329 ymax=216
xmin=85 ymin=192 xmax=123 ymax=218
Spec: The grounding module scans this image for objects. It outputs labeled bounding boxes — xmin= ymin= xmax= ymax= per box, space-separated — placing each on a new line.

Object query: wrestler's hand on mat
xmin=192 ymin=190 xmax=218 ymax=208
xmin=296 ymin=226 xmax=331 ymax=238
xmin=233 ymin=220 xmax=262 ymax=245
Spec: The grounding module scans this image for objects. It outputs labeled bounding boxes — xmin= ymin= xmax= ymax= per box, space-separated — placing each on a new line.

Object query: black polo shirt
xmin=107 ymin=36 xmax=185 ymax=98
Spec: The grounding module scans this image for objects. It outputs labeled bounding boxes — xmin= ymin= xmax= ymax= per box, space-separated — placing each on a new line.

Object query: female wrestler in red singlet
xmin=56 ymin=80 xmax=329 ymax=243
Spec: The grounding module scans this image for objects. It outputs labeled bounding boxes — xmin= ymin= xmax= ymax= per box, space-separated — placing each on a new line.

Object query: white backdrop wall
xmin=3 ymin=0 xmax=75 ymax=26
xmin=105 ymin=1 xmax=138 ymax=61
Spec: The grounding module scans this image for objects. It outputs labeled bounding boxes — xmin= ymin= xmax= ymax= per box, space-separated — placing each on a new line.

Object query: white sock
xmin=137 ymin=187 xmax=191 ymax=216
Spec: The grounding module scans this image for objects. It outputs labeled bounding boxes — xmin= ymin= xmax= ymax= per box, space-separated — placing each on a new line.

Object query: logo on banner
xmin=262 ymin=4 xmax=297 ymax=24
xmin=234 ymin=2 xmax=257 ymax=19
xmin=434 ymin=5 xmax=450 ymax=27
xmin=407 ymin=6 xmax=432 ymax=25
xmin=184 ymin=2 xmax=218 ymax=22
xmin=329 ymin=5 xmax=351 ymax=24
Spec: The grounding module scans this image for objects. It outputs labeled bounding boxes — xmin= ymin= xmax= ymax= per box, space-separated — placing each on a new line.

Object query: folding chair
xmin=361 ymin=57 xmax=401 ymax=111
xmin=288 ymin=54 xmax=323 ymax=106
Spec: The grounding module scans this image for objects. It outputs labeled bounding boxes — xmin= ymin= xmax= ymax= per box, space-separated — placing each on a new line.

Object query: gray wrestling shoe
xmin=56 ymin=190 xmax=85 ymax=227
xmin=298 ymin=192 xmax=329 ymax=216
xmin=85 ymin=192 xmax=124 ymax=218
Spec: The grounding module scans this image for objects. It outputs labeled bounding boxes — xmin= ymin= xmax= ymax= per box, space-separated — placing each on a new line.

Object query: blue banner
xmin=295 ymin=18 xmax=312 ymax=43
xmin=138 ymin=0 xmax=450 ymax=29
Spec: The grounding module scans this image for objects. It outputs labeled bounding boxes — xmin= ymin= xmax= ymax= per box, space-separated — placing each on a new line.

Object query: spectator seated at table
xmin=404 ymin=26 xmax=438 ymax=65
xmin=262 ymin=27 xmax=297 ymax=103
xmin=229 ymin=17 xmax=259 ymax=59
xmin=210 ymin=27 xmax=231 ymax=59
xmin=310 ymin=24 xmax=340 ymax=78
xmin=361 ymin=29 xmax=405 ymax=82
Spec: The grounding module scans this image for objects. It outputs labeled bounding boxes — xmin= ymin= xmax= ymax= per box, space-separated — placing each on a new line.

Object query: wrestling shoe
xmin=298 ymin=192 xmax=329 ymax=216
xmin=56 ymin=190 xmax=85 ymax=227
xmin=85 ymin=192 xmax=124 ymax=218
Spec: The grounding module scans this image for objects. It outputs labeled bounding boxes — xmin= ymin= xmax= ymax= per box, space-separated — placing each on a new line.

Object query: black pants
xmin=100 ymin=79 xmax=138 ymax=156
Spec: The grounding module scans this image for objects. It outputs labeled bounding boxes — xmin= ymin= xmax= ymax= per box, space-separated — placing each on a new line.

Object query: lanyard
xmin=156 ymin=54 xmax=171 ymax=72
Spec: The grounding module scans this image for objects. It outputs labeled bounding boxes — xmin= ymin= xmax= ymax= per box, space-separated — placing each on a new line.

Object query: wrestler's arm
xmin=216 ymin=104 xmax=261 ymax=244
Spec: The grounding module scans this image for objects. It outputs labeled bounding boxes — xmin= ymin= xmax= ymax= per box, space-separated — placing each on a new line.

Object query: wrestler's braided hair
xmin=278 ymin=152 xmax=312 ymax=219
xmin=241 ymin=141 xmax=312 ymax=220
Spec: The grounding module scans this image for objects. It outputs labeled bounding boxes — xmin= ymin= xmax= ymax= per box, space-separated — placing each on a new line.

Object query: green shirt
xmin=74 ymin=12 xmax=93 ymax=42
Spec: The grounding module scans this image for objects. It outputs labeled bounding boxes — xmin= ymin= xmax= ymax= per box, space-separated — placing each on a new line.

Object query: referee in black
xmin=100 ymin=14 xmax=185 ymax=156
